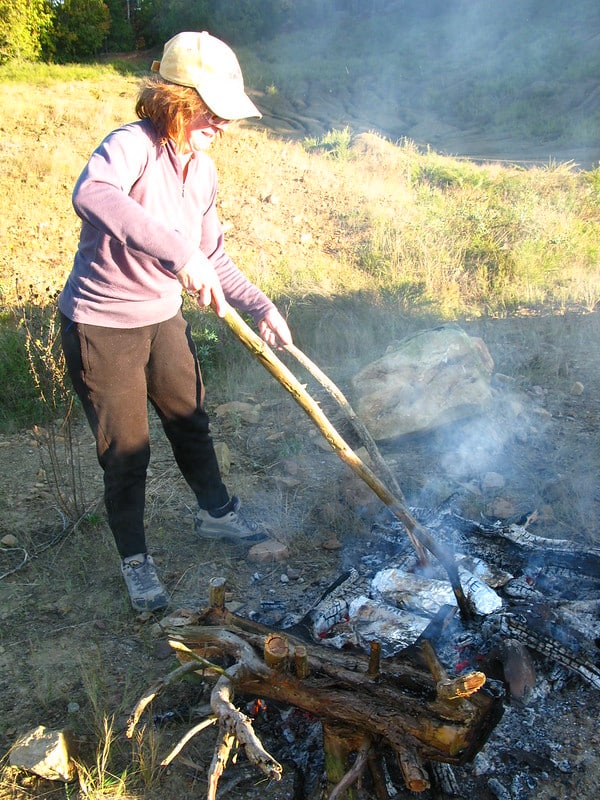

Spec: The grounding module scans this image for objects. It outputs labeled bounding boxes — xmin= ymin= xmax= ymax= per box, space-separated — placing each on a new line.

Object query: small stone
xmin=280 ymin=459 xmax=299 ymax=476
xmin=148 ymin=622 xmax=165 ymax=638
xmin=482 ymin=472 xmax=505 ymax=491
xmin=488 ymin=498 xmax=516 ymax=519
xmin=248 ymin=540 xmax=290 ymax=563
xmin=280 ymin=573 xmax=289 ymax=583
xmin=321 ymin=535 xmax=342 ymax=551
xmin=571 ymin=381 xmax=584 ymax=395
xmin=67 ymin=702 xmax=80 ymax=714
xmin=214 ymin=401 xmax=260 ymax=425
xmin=153 ymin=640 xmax=174 ymax=660
xmin=1 ymin=534 xmax=18 ymax=547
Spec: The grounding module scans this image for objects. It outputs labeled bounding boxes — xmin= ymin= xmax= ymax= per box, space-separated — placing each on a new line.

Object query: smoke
xmin=259 ymin=0 xmax=600 ymax=167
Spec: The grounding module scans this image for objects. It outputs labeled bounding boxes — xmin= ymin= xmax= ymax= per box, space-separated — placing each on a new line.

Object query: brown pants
xmin=60 ymin=310 xmax=229 ymax=558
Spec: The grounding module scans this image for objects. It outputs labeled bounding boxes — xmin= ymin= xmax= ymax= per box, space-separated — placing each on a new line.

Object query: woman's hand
xmin=258 ymin=307 xmax=293 ymax=349
xmin=177 ymin=252 xmax=227 ymax=316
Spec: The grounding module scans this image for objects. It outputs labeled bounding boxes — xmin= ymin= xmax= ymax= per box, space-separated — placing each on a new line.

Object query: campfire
xmin=127 ymin=499 xmax=599 ymax=799
xmin=127 ymin=311 xmax=600 ymax=798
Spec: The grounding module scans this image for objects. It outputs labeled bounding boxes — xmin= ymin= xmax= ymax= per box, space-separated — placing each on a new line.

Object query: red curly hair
xmin=135 ymin=77 xmax=209 ymax=152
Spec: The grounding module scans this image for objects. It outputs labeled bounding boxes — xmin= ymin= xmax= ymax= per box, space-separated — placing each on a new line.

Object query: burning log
xmin=127 ymin=599 xmax=504 ymax=798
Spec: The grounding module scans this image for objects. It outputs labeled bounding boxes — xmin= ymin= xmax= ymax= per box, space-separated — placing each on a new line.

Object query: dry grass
xmin=3 ymin=69 xmax=599 ymax=324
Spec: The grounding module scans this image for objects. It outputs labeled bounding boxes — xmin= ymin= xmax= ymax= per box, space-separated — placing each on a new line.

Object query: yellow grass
xmin=3 ymin=70 xmax=599 ymax=322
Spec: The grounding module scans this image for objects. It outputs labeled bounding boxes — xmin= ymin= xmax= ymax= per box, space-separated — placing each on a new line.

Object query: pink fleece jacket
xmin=59 ymin=118 xmax=274 ymax=328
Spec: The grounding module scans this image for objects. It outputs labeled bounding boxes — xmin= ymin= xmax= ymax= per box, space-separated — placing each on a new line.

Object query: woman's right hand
xmin=177 ymin=252 xmax=227 ymax=316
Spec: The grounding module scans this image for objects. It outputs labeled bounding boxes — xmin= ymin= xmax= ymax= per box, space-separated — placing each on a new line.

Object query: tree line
xmin=0 ymin=0 xmax=568 ymax=65
xmin=0 ymin=0 xmax=398 ymax=63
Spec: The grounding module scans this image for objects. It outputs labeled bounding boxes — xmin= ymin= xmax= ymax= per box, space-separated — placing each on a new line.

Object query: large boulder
xmin=351 ymin=325 xmax=494 ymax=440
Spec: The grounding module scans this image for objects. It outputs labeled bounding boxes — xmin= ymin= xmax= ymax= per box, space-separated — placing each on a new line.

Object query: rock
xmin=213 ymin=441 xmax=230 ymax=476
xmin=482 ymin=472 xmax=505 ymax=491
xmin=489 ymin=639 xmax=537 ymax=702
xmin=571 ymin=381 xmax=584 ymax=395
xmin=488 ymin=497 xmax=517 ymax=519
xmin=214 ymin=401 xmax=261 ymax=424
xmin=153 ymin=640 xmax=174 ymax=660
xmin=320 ymin=535 xmax=343 ymax=550
xmin=9 ymin=725 xmax=77 ymax=782
xmin=248 ymin=540 xmax=289 ymax=563
xmin=1 ymin=534 xmax=18 ymax=547
xmin=351 ymin=325 xmax=494 ymax=440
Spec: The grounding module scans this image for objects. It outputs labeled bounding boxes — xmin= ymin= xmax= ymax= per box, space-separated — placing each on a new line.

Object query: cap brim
xmin=196 ymin=81 xmax=262 ymax=120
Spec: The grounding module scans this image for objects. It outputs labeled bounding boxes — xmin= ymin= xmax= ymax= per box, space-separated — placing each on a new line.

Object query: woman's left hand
xmin=258 ymin=307 xmax=293 ymax=349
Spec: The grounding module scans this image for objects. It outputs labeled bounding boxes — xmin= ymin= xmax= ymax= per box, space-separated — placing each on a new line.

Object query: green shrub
xmin=303 ymin=127 xmax=353 ymax=160
xmin=0 ymin=317 xmax=43 ymax=430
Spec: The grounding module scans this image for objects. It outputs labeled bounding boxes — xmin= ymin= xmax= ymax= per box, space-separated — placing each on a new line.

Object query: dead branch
xmin=129 ymin=598 xmax=503 ymax=797
xmin=160 ymin=718 xmax=217 ymax=767
xmin=207 ymin=727 xmax=236 ymax=800
xmin=0 ymin=546 xmax=29 ymax=580
xmin=284 ymin=341 xmax=428 ymax=565
xmin=211 ymin=666 xmax=283 ymax=782
xmin=327 ymin=738 xmax=371 ymax=800
xmin=394 ymin=744 xmax=430 ymax=792
xmin=126 ymin=660 xmax=203 ymax=739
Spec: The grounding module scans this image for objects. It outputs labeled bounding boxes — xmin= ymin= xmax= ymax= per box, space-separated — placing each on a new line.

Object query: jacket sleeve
xmin=72 ymin=126 xmax=198 ymax=275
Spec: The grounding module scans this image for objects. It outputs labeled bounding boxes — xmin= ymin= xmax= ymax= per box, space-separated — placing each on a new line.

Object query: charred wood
xmin=130 ymin=603 xmax=505 ymax=797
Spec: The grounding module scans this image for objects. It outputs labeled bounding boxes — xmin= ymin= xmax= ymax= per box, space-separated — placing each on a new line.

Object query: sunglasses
xmin=203 ymin=111 xmax=231 ymax=128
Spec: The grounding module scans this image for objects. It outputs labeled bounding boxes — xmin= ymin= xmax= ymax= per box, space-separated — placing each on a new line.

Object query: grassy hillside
xmin=249 ymin=0 xmax=600 ymax=166
xmin=0 ymin=46 xmax=599 ymax=430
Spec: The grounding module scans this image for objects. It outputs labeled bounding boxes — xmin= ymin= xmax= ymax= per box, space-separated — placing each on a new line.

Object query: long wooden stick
xmin=220 ymin=306 xmax=470 ymax=619
xmin=284 ymin=341 xmax=428 ymax=564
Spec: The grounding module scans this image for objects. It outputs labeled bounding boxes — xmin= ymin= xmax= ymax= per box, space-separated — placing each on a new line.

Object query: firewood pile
xmin=127 ymin=502 xmax=600 ymax=800
xmin=127 ymin=580 xmax=503 ymax=799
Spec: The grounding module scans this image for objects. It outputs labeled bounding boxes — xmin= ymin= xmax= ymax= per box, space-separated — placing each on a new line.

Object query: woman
xmin=59 ymin=31 xmax=292 ymax=612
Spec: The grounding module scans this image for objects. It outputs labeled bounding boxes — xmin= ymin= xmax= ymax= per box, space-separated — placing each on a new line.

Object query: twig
xmin=284 ymin=342 xmax=402 ymax=499
xmin=0 ymin=498 xmax=102 ymax=581
xmin=160 ymin=717 xmax=217 ymax=767
xmin=284 ymin=341 xmax=428 ymax=564
xmin=207 ymin=728 xmax=236 ymax=800
xmin=0 ymin=547 xmax=30 ymax=580
xmin=169 ymin=628 xmax=271 ymax=677
xmin=167 ymin=639 xmax=229 ymax=675
xmin=327 ymin=739 xmax=371 ymax=800
xmin=126 ymin=661 xmax=204 ymax=738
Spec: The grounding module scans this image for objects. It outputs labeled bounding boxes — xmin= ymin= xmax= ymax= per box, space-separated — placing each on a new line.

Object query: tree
xmin=53 ymin=0 xmax=111 ymax=60
xmin=104 ymin=0 xmax=136 ymax=52
xmin=0 ymin=0 xmax=53 ymax=63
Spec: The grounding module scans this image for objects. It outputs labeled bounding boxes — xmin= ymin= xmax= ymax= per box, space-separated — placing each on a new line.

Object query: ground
xmin=0 ymin=309 xmax=599 ymax=799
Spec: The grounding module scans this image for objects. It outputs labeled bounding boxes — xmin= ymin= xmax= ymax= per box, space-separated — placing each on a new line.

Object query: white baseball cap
xmin=151 ymin=31 xmax=261 ymax=120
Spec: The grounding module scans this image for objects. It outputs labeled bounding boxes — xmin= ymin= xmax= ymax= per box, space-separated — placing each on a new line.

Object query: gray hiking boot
xmin=121 ymin=554 xmax=169 ymax=612
xmin=194 ymin=496 xmax=267 ymax=543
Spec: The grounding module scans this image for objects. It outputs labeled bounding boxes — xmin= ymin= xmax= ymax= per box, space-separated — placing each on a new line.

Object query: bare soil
xmin=0 ymin=308 xmax=599 ymax=799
